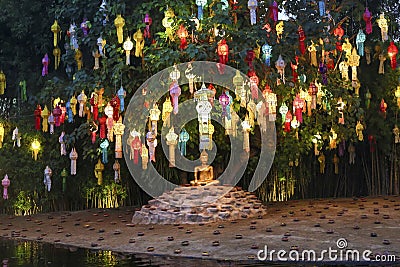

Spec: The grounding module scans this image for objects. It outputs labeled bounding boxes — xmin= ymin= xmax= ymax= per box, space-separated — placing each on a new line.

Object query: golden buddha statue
xmin=191 ymin=150 xmax=219 ymax=186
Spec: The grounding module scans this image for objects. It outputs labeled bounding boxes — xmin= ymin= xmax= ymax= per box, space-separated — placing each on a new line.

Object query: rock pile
xmin=132 ymin=185 xmax=267 ymax=224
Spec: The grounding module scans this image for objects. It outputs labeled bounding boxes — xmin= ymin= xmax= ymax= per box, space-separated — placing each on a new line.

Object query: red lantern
xmin=380 ymin=98 xmax=387 ymax=119
xmin=217 ymin=39 xmax=229 ymax=74
xmin=53 ymin=105 xmax=62 ymax=127
xmin=60 ymin=103 xmax=66 ymax=124
xmin=110 ymin=95 xmax=120 ymax=122
xmin=297 ymin=26 xmax=306 ymax=55
xmin=293 ymin=93 xmax=304 ymax=123
xmin=291 ymin=56 xmax=299 ymax=83
xmin=363 ymin=7 xmax=372 ymax=34
xmin=333 ymin=24 xmax=344 ymax=40
xmin=90 ymin=92 xmax=99 ymax=121
xmin=98 ymin=115 xmax=107 ymax=139
xmin=177 ymin=24 xmax=188 ymax=50
xmin=34 ymin=105 xmax=42 ymax=130
xmin=387 ymin=41 xmax=398 ymax=70
xmin=131 ymin=136 xmax=142 ymax=165
xmin=269 ymin=0 xmax=278 ymax=22
xmin=249 ymin=71 xmax=259 ymax=100
xmin=284 ymin=110 xmax=292 ymax=133
xmin=246 ymin=50 xmax=255 ymax=71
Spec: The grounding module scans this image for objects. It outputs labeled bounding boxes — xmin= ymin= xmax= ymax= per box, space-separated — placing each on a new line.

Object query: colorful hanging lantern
xmin=133 ymin=29 xmax=144 ymax=57
xmin=169 ymin=81 xmax=181 ymax=115
xmin=376 ymin=13 xmax=388 ymax=42
xmin=144 ymin=13 xmax=152 ymax=38
xmin=66 ymin=101 xmax=73 ymax=123
xmin=393 ymin=125 xmax=400 ymax=143
xmin=166 ymin=127 xmax=178 ymax=167
xmin=356 ymin=121 xmax=364 ymax=141
xmin=97 ymin=37 xmax=106 ymax=57
xmin=339 ymin=61 xmax=349 ymax=81
xmin=318 ymin=0 xmax=325 ymax=16
xmin=70 ymin=95 xmax=77 ymax=116
xmin=275 ymin=55 xmax=286 ymax=83
xmin=12 ymin=127 xmax=21 ymax=147
xmin=308 ymin=81 xmax=318 ymax=110
xmin=80 ymin=18 xmax=90 ymax=36
xmin=43 ymin=166 xmax=52 ymax=192
xmin=0 ymin=123 xmax=4 ymax=148
xmin=117 ymin=85 xmax=126 ymax=112
xmin=149 ymin=103 xmax=161 ymax=134
xmin=185 ymin=63 xmax=196 ymax=95
xmin=395 ymin=85 xmax=400 ymax=108
xmin=348 ymin=48 xmax=360 ymax=82
xmin=178 ymin=128 xmax=190 ymax=156
xmin=248 ymin=0 xmax=258 ymax=25
xmin=42 ymin=54 xmax=49 ymax=77
xmin=308 ymin=40 xmax=318 ymax=67
xmin=141 ymin=144 xmax=149 ymax=169
xmin=249 ymin=72 xmax=259 ymax=100
xmin=94 ymin=159 xmax=104 ymax=185
xmin=77 ymin=90 xmax=87 ymax=117
xmin=51 ymin=20 xmax=61 ymax=47
xmin=34 ymin=105 xmax=42 ymax=131
xmin=162 ymin=8 xmax=175 ymax=41
xmin=297 ymin=26 xmax=306 ymax=55
xmin=100 ymin=138 xmax=109 ymax=164
xmin=90 ymin=121 xmax=98 ymax=144
xmin=53 ymin=47 xmax=61 ymax=70
xmin=98 ymin=115 xmax=107 ymax=139
xmin=195 ymin=84 xmax=213 ymax=150
xmin=293 ymin=93 xmax=304 ymax=123
xmin=363 ymin=7 xmax=372 ymax=34
xmin=68 ymin=23 xmax=79 ymax=49
xmin=177 ymin=24 xmax=188 ymax=50
xmin=337 ymin=97 xmax=346 ymax=124
xmin=242 ymin=118 xmax=251 ymax=152
xmin=276 ymin=21 xmax=284 ymax=43
xmin=31 ymin=139 xmax=40 ymax=160
xmin=342 ymin=38 xmax=352 ymax=58
xmin=329 ymin=128 xmax=337 ymax=149
xmin=269 ymin=0 xmax=278 ymax=22
xmin=279 ymin=103 xmax=289 ymax=124
xmin=48 ymin=112 xmax=55 ymax=134
xmin=113 ymin=117 xmax=125 ymax=158
xmin=75 ymin=49 xmax=83 ymax=70
xmin=129 ymin=130 xmax=141 ymax=164
xmin=162 ymin=97 xmax=173 ymax=127
xmin=378 ymin=53 xmax=386 ymax=74
xmin=146 ymin=130 xmax=157 ymax=162
xmin=0 ymin=70 xmax=5 ymax=95
xmin=123 ymin=37 xmax=133 ymax=65
xmin=334 ymin=24 xmax=345 ymax=40
xmin=114 ymin=14 xmax=125 ymax=44
xmin=312 ymin=133 xmax=322 ymax=155
xmin=217 ymin=39 xmax=229 ymax=74
xmin=69 ymin=147 xmax=78 ymax=175
xmin=104 ymin=103 xmax=114 ymax=141
xmin=2 ymin=174 xmax=10 ymax=200
xmin=318 ymin=61 xmax=328 ymax=85
xmin=110 ymin=95 xmax=120 ymax=121
xmin=219 ymin=91 xmax=230 ymax=118
xmin=53 ymin=104 xmax=62 ymax=127
xmin=262 ymin=43 xmax=272 ymax=66
xmin=196 ymin=0 xmax=207 ymax=20
xmin=59 ymin=131 xmax=67 ymax=156
xmin=380 ymin=98 xmax=387 ymax=118
xmin=356 ymin=29 xmax=366 ymax=56
xmin=112 ymin=160 xmax=120 ymax=183
xmin=291 ymin=56 xmax=299 ymax=83
xmin=387 ymin=41 xmax=398 ymax=70
xmin=284 ymin=110 xmax=292 ymax=133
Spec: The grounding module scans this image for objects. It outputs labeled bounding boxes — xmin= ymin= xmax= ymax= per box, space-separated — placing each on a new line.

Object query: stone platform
xmin=132 ymin=185 xmax=267 ymax=224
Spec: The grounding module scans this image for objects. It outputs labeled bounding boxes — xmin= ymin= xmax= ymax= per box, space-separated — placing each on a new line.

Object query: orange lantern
xmin=217 ymin=39 xmax=229 ymax=73
xmin=387 ymin=41 xmax=398 ymax=70
xmin=177 ymin=24 xmax=188 ymax=50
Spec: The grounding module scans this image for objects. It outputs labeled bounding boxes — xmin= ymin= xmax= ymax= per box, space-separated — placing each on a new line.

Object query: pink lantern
xmin=363 ymin=7 xmax=372 ymax=34
xmin=2 ymin=174 xmax=10 ymax=200
xmin=144 ymin=13 xmax=152 ymax=39
xmin=53 ymin=105 xmax=62 ymax=127
xmin=169 ymin=81 xmax=181 ymax=114
xmin=293 ymin=93 xmax=304 ymax=123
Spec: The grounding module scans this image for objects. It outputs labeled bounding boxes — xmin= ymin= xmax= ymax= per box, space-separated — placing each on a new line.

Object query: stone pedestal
xmin=132 ymin=185 xmax=267 ymax=224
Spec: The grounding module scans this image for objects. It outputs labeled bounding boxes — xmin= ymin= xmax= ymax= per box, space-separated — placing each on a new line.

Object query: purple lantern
xmin=169 ymin=81 xmax=181 ymax=114
xmin=219 ymin=91 xmax=230 ymax=118
xmin=2 ymin=174 xmax=10 ymax=200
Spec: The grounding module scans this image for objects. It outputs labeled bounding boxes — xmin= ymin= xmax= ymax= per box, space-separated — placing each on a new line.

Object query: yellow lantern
xmin=0 ymin=123 xmax=4 ymax=148
xmin=133 ymin=29 xmax=144 ymax=57
xmin=114 ymin=14 xmax=125 ymax=44
xmin=0 ymin=70 xmax=6 ymax=95
xmin=53 ymin=47 xmax=61 ymax=70
xmin=166 ymin=127 xmax=178 ymax=167
xmin=75 ymin=49 xmax=83 ymax=70
xmin=31 ymin=139 xmax=41 ymax=161
xmin=51 ymin=20 xmax=61 ymax=47
xmin=123 ymin=36 xmax=133 ymax=65
xmin=395 ymin=85 xmax=400 ymax=108
xmin=241 ymin=117 xmax=251 ymax=152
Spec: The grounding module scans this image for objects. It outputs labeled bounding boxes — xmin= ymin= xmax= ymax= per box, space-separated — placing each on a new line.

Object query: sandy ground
xmin=0 ymin=196 xmax=399 ymax=265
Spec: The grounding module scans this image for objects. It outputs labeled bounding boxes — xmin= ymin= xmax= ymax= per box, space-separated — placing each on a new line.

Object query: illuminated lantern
xmin=195 ymin=84 xmax=213 ymax=150
xmin=53 ymin=105 xmax=62 ymax=127
xmin=130 ymin=131 xmax=142 ymax=165
xmin=104 ymin=103 xmax=114 ymax=141
xmin=53 ymin=47 xmax=61 ymax=70
xmin=348 ymin=48 xmax=360 ymax=81
xmin=144 ymin=13 xmax=152 ymax=38
xmin=0 ymin=123 xmax=4 ymax=148
xmin=98 ymin=115 xmax=107 ymax=139
xmin=393 ymin=125 xmax=400 ymax=143
xmin=92 ymin=51 xmax=100 ymax=69
xmin=380 ymin=98 xmax=387 ymax=118
xmin=275 ymin=55 xmax=286 ymax=83
xmin=342 ymin=38 xmax=352 ymax=58
xmin=291 ymin=116 xmax=300 ymax=139
xmin=0 ymin=70 xmax=6 ymax=95
xmin=356 ymin=121 xmax=364 ymax=141
xmin=279 ymin=103 xmax=289 ymax=124
xmin=312 ymin=133 xmax=322 ymax=155
xmin=269 ymin=1 xmax=278 ymax=22
xmin=123 ymin=37 xmax=133 ymax=65
xmin=196 ymin=0 xmax=207 ymax=20
xmin=114 ymin=14 xmax=125 ymax=44
xmin=97 ymin=37 xmax=106 ymax=57
xmin=242 ymin=118 xmax=251 ymax=152
xmin=262 ymin=43 xmax=272 ymax=66
xmin=308 ymin=40 xmax=318 ymax=67
xmin=166 ymin=127 xmax=178 ymax=167
xmin=162 ymin=8 xmax=175 ymax=41
xmin=265 ymin=91 xmax=277 ymax=122
xmin=293 ymin=93 xmax=304 ymax=123
xmin=249 ymin=72 xmax=259 ymax=100
xmin=363 ymin=7 xmax=372 ymax=34
xmin=110 ymin=95 xmax=120 ymax=121
xmin=12 ymin=127 xmax=21 ymax=147
xmin=59 ymin=131 xmax=67 ymax=156
xmin=80 ymin=18 xmax=90 ymax=36
xmin=100 ymin=139 xmax=109 ymax=164
xmin=60 ymin=101 xmax=67 ymax=122
xmin=149 ymin=103 xmax=161 ymax=134
xmin=43 ymin=166 xmax=52 ymax=192
xmin=70 ymin=95 xmax=77 ymax=116
xmin=169 ymin=81 xmax=181 ymax=114
xmin=113 ymin=117 xmax=125 ymax=158
xmin=141 ymin=144 xmax=149 ymax=169
xmin=378 ymin=53 xmax=386 ymax=74
xmin=356 ymin=29 xmax=366 ymax=56
xmin=42 ymin=54 xmax=49 ymax=77
xmin=112 ymin=160 xmax=120 ymax=183
xmin=77 ymin=90 xmax=87 ymax=117
xmin=339 ymin=61 xmax=349 ymax=81
xmin=334 ymin=24 xmax=344 ymax=40
xmin=94 ymin=159 xmax=104 ymax=185
xmin=31 ymin=139 xmax=40 ymax=160
xmin=162 ymin=97 xmax=173 ymax=127
xmin=48 ymin=113 xmax=55 ymax=134
xmin=69 ymin=147 xmax=78 ymax=175
xmin=248 ymin=0 xmax=258 ymax=25
xmin=337 ymin=97 xmax=345 ymax=124
xmin=291 ymin=56 xmax=299 ymax=83
xmin=217 ymin=39 xmax=229 ymax=74
xmin=117 ymin=85 xmax=126 ymax=112
xmin=297 ymin=26 xmax=306 ymax=55
xmin=376 ymin=13 xmax=388 ymax=42
xmin=318 ymin=62 xmax=328 ymax=85
xmin=352 ymin=79 xmax=361 ymax=95
xmin=177 ymin=24 xmax=188 ymax=50
xmin=68 ymin=23 xmax=79 ymax=49
xmin=2 ymin=174 xmax=10 ymax=200
xmin=133 ymin=29 xmax=144 ymax=57
xmin=185 ymin=63 xmax=196 ymax=94
xmin=329 ymin=128 xmax=337 ymax=149
xmin=276 ymin=21 xmax=284 ymax=43
xmin=66 ymin=101 xmax=73 ymax=123
xmin=178 ymin=128 xmax=190 ymax=156
xmin=75 ymin=49 xmax=83 ymax=70
xmin=308 ymin=81 xmax=318 ymax=110
xmin=34 ymin=105 xmax=42 ymax=131
xmin=395 ymin=85 xmax=400 ymax=108
xmin=219 ymin=91 xmax=230 ymax=118
xmin=51 ymin=20 xmax=61 ymax=47
xmin=318 ymin=0 xmax=325 ymax=16
xmin=387 ymin=41 xmax=398 ymax=70
xmin=90 ymin=121 xmax=98 ymax=144
xmin=284 ymin=110 xmax=292 ymax=133
xmin=146 ymin=130 xmax=157 ymax=162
